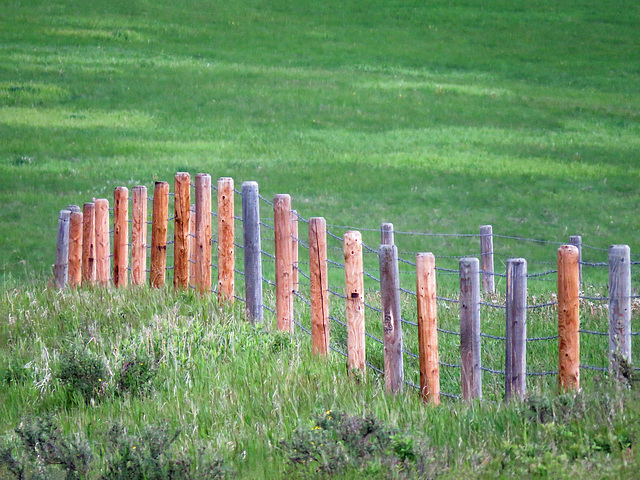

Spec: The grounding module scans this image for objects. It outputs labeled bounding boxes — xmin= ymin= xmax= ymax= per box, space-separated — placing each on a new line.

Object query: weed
xmin=0 ymin=415 xmax=93 ymax=479
xmin=55 ymin=344 xmax=107 ymax=404
xmin=102 ymin=422 xmax=230 ymax=480
xmin=281 ymin=410 xmax=430 ymax=478
xmin=115 ymin=353 xmax=156 ymax=397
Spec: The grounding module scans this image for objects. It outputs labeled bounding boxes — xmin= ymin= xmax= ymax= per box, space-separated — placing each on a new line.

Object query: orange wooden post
xmin=291 ymin=210 xmax=299 ymax=293
xmin=558 ymin=245 xmax=580 ymax=392
xmin=150 ymin=181 xmax=169 ymax=288
xmin=344 ymin=231 xmax=365 ymax=372
xmin=189 ymin=203 xmax=196 ymax=288
xmin=94 ymin=198 xmax=110 ymax=287
xmin=113 ymin=187 xmax=129 ymax=288
xmin=195 ymin=174 xmax=212 ymax=294
xmin=81 ymin=202 xmax=96 ymax=286
xmin=416 ymin=252 xmax=440 ymax=405
xmin=131 ymin=186 xmax=148 ymax=286
xmin=174 ymin=173 xmax=191 ymax=290
xmin=309 ymin=217 xmax=329 ymax=356
xmin=68 ymin=210 xmax=83 ymax=289
xmin=217 ymin=177 xmax=235 ymax=303
xmin=274 ymin=194 xmax=293 ymax=332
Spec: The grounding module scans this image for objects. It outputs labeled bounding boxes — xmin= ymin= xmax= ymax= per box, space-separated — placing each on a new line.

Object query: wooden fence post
xmin=309 ymin=217 xmax=329 ymax=356
xmin=54 ymin=209 xmax=71 ymax=289
xmin=274 ymin=194 xmax=293 ymax=332
xmin=174 ymin=173 xmax=191 ymax=290
xmin=113 ymin=187 xmax=128 ymax=288
xmin=379 ymin=244 xmax=404 ymax=394
xmin=242 ymin=181 xmax=263 ymax=323
xmin=68 ymin=209 xmax=83 ymax=289
xmin=381 ymin=222 xmax=394 ymax=245
xmin=190 ymin=203 xmax=196 ymax=288
xmin=217 ymin=177 xmax=235 ymax=303
xmin=195 ymin=174 xmax=212 ymax=294
xmin=609 ymin=245 xmax=632 ymax=377
xmin=344 ymin=231 xmax=366 ymax=372
xmin=131 ymin=186 xmax=147 ymax=286
xmin=480 ymin=225 xmax=495 ymax=294
xmin=81 ymin=202 xmax=96 ymax=286
xmin=291 ymin=210 xmax=299 ymax=294
xmin=460 ymin=257 xmax=482 ymax=401
xmin=150 ymin=181 xmax=169 ymax=288
xmin=569 ymin=235 xmax=582 ymax=284
xmin=94 ymin=199 xmax=110 ymax=287
xmin=505 ymin=258 xmax=527 ymax=401
xmin=558 ymin=245 xmax=580 ymax=392
xmin=416 ymin=252 xmax=440 ymax=405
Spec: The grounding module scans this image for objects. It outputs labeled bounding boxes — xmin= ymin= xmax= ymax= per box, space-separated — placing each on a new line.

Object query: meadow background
xmin=1 ymin=0 xmax=639 ymax=282
xmin=1 ymin=0 xmax=640 ymax=478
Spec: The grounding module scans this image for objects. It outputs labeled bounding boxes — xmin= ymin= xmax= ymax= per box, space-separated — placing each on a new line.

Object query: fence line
xmin=53 ymin=173 xmax=640 ymax=403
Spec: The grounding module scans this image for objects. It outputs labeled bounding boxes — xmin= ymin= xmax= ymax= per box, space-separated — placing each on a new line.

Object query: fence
xmin=53 ymin=172 xmax=640 ymax=404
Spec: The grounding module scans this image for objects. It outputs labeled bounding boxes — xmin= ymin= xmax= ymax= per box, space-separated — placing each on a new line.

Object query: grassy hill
xmin=1 ymin=0 xmax=640 ymax=477
xmin=1 ymin=0 xmax=639 ymax=283
xmin=1 ymin=286 xmax=640 ymax=478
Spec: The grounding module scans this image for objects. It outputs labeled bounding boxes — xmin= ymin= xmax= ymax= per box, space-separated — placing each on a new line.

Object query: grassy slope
xmin=1 ymin=287 xmax=640 ymax=478
xmin=0 ymin=0 xmax=639 ymax=283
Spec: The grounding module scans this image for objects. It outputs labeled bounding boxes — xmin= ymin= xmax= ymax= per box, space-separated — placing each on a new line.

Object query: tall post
xmin=81 ymin=202 xmax=96 ymax=286
xmin=309 ymin=217 xmax=329 ymax=356
xmin=113 ymin=187 xmax=129 ymax=288
xmin=54 ymin=209 xmax=71 ymax=289
xmin=416 ymin=252 xmax=440 ymax=405
xmin=609 ymin=245 xmax=632 ymax=377
xmin=68 ymin=210 xmax=83 ymax=289
xmin=558 ymin=245 xmax=580 ymax=392
xmin=460 ymin=257 xmax=481 ymax=401
xmin=150 ymin=181 xmax=169 ymax=288
xmin=344 ymin=231 xmax=365 ymax=372
xmin=189 ymin=203 xmax=196 ymax=288
xmin=505 ymin=258 xmax=527 ymax=401
xmin=195 ymin=174 xmax=212 ymax=294
xmin=291 ymin=210 xmax=299 ymax=294
xmin=174 ymin=173 xmax=191 ymax=290
xmin=274 ymin=194 xmax=293 ymax=332
xmin=480 ymin=225 xmax=495 ymax=294
xmin=379 ymin=244 xmax=403 ymax=394
xmin=242 ymin=181 xmax=263 ymax=323
xmin=381 ymin=222 xmax=394 ymax=245
xmin=131 ymin=186 xmax=148 ymax=286
xmin=569 ymin=235 xmax=582 ymax=285
xmin=217 ymin=177 xmax=235 ymax=303
xmin=94 ymin=199 xmax=110 ymax=287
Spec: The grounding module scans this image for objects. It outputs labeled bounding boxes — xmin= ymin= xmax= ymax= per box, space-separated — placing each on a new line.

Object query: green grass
xmin=1 ymin=286 xmax=640 ymax=478
xmin=1 ymin=0 xmax=639 ymax=284
xmin=1 ymin=1 xmax=640 ymax=476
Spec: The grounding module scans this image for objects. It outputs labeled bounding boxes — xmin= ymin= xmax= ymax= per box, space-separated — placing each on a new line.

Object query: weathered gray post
xmin=505 ymin=258 xmax=527 ymax=401
xmin=379 ymin=244 xmax=403 ymax=394
xmin=460 ymin=257 xmax=482 ymax=401
xmin=480 ymin=225 xmax=495 ymax=294
xmin=54 ymin=209 xmax=71 ymax=289
xmin=242 ymin=181 xmax=263 ymax=323
xmin=609 ymin=245 xmax=631 ymax=377
xmin=569 ymin=235 xmax=582 ymax=284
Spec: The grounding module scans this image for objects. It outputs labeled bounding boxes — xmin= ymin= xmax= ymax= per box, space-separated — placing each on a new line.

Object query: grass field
xmin=1 ymin=0 xmax=640 ymax=477
xmin=1 ymin=0 xmax=639 ymax=283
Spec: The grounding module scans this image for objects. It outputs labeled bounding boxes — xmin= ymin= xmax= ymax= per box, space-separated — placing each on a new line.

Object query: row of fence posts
xmin=54 ymin=173 xmax=634 ymax=404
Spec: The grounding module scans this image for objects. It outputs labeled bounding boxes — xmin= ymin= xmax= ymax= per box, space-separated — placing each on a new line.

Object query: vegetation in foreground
xmin=1 ymin=285 xmax=640 ymax=478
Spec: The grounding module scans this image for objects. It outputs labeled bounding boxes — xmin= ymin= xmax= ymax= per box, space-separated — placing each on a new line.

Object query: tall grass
xmin=1 ymin=285 xmax=639 ymax=478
